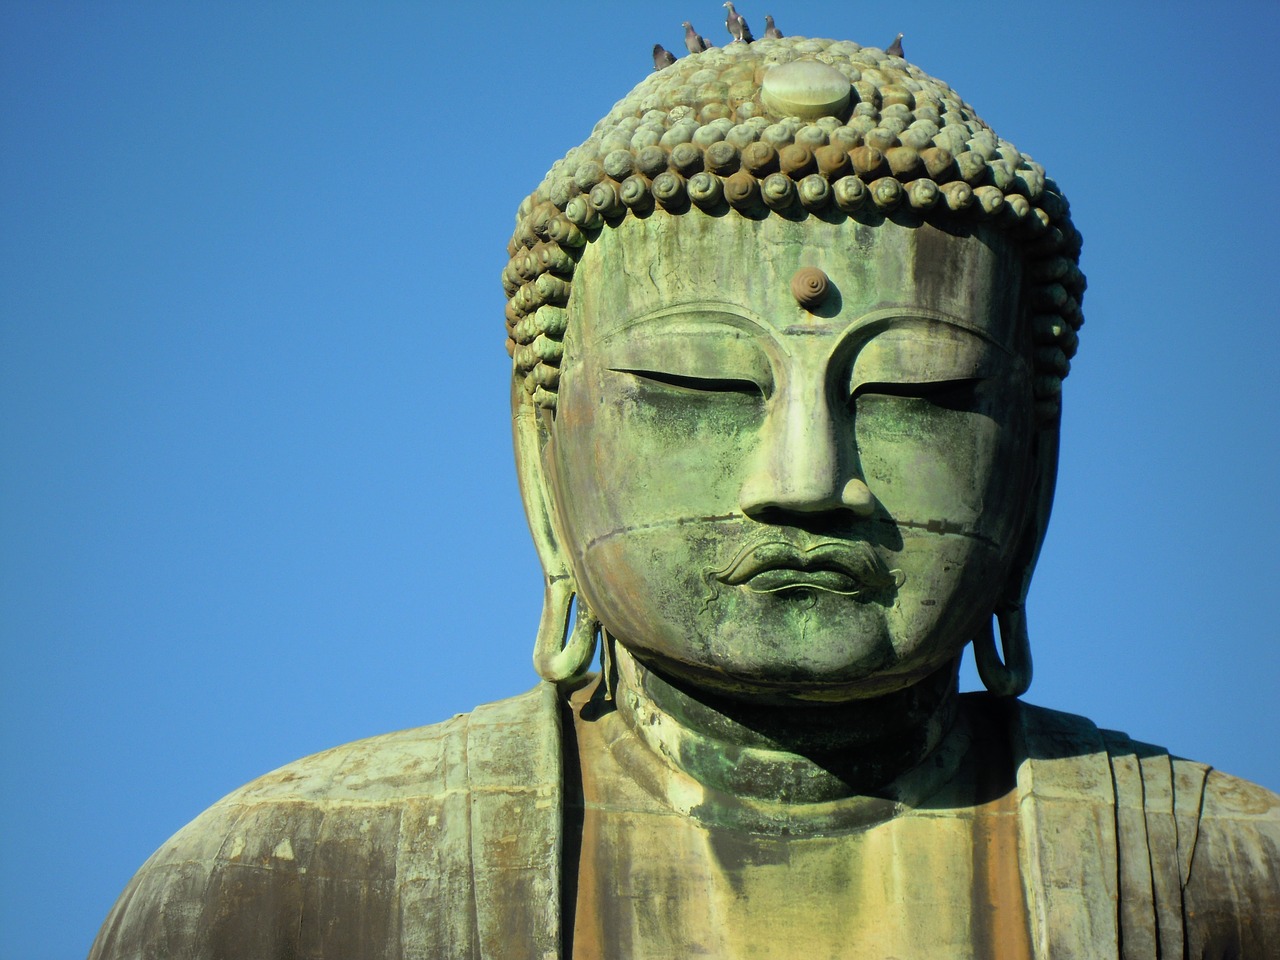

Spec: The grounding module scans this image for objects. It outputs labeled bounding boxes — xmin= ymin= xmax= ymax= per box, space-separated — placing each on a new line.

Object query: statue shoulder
xmin=1007 ymin=697 xmax=1280 ymax=848
xmin=90 ymin=683 xmax=565 ymax=960
xmin=1004 ymin=697 xmax=1280 ymax=956
xmin=1180 ymin=764 xmax=1280 ymax=954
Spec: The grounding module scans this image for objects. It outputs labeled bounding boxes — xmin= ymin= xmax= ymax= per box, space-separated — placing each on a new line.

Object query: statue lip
xmin=709 ymin=538 xmax=903 ymax=598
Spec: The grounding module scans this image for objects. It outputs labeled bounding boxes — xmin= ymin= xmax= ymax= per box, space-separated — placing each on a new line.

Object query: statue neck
xmin=610 ymin=643 xmax=963 ymax=808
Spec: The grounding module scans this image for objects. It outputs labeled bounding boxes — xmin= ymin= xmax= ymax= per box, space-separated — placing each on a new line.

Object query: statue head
xmin=504 ymin=38 xmax=1084 ymax=702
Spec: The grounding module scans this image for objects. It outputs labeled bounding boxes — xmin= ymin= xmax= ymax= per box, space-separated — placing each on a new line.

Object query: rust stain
xmin=971 ymin=786 xmax=1034 ymax=960
xmin=569 ymin=684 xmax=607 ymax=960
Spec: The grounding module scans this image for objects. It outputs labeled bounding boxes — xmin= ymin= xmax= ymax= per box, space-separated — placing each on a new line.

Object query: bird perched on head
xmin=886 ymin=33 xmax=904 ymax=57
xmin=763 ymin=15 xmax=782 ymax=39
xmin=723 ymin=2 xmax=754 ymax=43
xmin=653 ymin=43 xmax=677 ymax=70
xmin=682 ymin=21 xmax=709 ymax=54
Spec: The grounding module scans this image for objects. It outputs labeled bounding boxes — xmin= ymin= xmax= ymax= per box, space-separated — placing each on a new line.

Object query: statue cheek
xmin=855 ymin=379 xmax=1033 ymax=547
xmin=555 ymin=367 xmax=761 ymax=535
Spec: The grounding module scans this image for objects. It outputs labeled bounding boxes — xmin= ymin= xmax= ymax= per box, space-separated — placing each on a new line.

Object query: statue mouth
xmin=706 ymin=538 xmax=904 ymax=599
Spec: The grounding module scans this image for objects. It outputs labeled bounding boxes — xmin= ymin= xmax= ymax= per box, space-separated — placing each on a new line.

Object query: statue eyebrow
xmin=831 ymin=309 xmax=1016 ymax=357
xmin=596 ymin=302 xmax=770 ymax=342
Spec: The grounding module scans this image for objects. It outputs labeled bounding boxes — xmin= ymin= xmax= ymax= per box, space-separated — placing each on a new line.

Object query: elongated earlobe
xmin=533 ymin=578 xmax=599 ymax=683
xmin=513 ymin=382 xmax=598 ymax=684
xmin=973 ymin=423 xmax=1057 ymax=698
xmin=974 ymin=605 xmax=1032 ymax=697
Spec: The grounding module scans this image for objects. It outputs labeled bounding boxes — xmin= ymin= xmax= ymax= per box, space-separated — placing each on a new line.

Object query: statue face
xmin=543 ymin=214 xmax=1036 ymax=701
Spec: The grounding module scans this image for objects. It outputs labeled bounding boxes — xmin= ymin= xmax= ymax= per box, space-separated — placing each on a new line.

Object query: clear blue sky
xmin=3 ymin=3 xmax=1278 ymax=956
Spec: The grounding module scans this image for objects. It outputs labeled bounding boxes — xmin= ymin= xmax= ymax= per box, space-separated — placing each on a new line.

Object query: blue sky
xmin=3 ymin=3 xmax=1278 ymax=956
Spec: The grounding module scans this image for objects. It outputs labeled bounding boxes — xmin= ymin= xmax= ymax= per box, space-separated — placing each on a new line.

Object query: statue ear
xmin=974 ymin=425 xmax=1060 ymax=697
xmin=512 ymin=385 xmax=598 ymax=683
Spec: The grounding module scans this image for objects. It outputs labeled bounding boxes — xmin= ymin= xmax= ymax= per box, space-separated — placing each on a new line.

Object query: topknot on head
xmin=504 ymin=36 xmax=1085 ymax=424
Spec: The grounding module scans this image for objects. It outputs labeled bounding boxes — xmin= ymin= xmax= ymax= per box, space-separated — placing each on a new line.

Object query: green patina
xmin=91 ymin=32 xmax=1279 ymax=960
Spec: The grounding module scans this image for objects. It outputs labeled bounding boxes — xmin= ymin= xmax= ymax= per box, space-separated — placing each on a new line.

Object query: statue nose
xmin=738 ymin=384 xmax=875 ymax=519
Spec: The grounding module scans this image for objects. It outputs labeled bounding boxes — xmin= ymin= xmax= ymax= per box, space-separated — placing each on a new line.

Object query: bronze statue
xmin=91 ymin=35 xmax=1280 ymax=960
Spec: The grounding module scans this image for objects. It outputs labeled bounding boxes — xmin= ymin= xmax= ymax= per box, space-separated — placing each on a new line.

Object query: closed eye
xmin=851 ymin=377 xmax=983 ymax=407
xmin=611 ymin=367 xmax=764 ymax=397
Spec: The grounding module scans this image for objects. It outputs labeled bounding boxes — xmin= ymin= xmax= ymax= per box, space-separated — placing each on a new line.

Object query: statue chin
xmin=616 ymin=640 xmax=967 ymax=751
xmin=613 ymin=627 xmax=967 ymax=706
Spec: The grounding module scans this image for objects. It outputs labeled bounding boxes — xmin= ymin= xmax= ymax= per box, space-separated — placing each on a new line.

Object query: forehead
xmin=567 ymin=215 xmax=1024 ymax=349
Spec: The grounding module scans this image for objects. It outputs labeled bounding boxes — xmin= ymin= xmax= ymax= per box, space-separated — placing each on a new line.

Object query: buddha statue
xmin=91 ymin=36 xmax=1279 ymax=960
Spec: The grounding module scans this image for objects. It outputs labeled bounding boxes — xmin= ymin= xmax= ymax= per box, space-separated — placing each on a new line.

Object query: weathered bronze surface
xmin=91 ymin=34 xmax=1279 ymax=959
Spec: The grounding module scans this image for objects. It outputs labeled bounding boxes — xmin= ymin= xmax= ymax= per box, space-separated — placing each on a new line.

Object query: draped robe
xmin=90 ymin=683 xmax=1280 ymax=959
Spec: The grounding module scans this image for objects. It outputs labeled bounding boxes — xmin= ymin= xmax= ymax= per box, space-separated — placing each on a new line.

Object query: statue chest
xmin=569 ymin=709 xmax=1033 ymax=960
xmin=570 ymin=799 xmax=1032 ymax=960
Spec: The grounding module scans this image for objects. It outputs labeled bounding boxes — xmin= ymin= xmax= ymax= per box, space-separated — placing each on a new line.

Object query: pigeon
xmin=723 ymin=2 xmax=754 ymax=43
xmin=886 ymin=33 xmax=904 ymax=57
xmin=682 ymin=21 xmax=709 ymax=54
xmin=763 ymin=15 xmax=782 ymax=39
xmin=653 ymin=43 xmax=677 ymax=70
